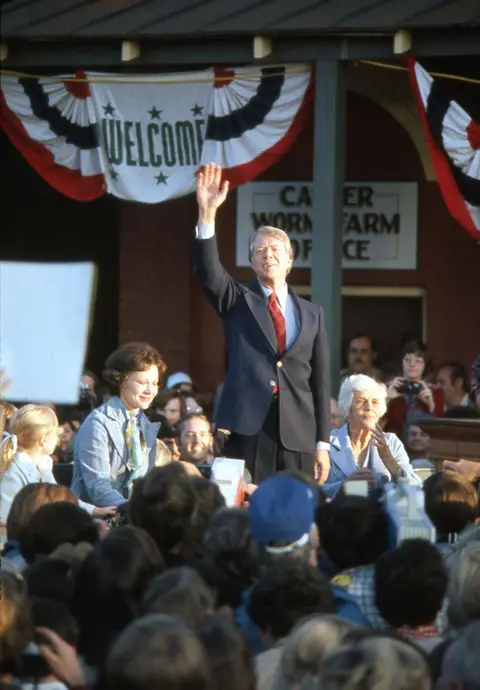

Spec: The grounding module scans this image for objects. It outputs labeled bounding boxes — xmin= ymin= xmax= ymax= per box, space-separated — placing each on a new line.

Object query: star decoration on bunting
xmin=110 ymin=168 xmax=119 ymax=181
xmin=155 ymin=172 xmax=168 ymax=185
xmin=191 ymin=104 xmax=203 ymax=117
xmin=103 ymin=102 xmax=115 ymax=116
xmin=148 ymin=106 xmax=162 ymax=120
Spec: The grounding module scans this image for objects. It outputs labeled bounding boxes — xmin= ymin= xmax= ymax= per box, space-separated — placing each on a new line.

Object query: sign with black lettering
xmin=236 ymin=182 xmax=418 ymax=269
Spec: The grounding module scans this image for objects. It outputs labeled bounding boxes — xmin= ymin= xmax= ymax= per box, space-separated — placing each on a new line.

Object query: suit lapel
xmin=245 ymin=280 xmax=278 ymax=354
xmin=329 ymin=425 xmax=359 ymax=477
xmin=286 ymin=290 xmax=312 ymax=354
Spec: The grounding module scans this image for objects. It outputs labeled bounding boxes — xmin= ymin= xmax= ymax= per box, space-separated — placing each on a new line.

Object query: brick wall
xmin=119 ymin=92 xmax=480 ymax=390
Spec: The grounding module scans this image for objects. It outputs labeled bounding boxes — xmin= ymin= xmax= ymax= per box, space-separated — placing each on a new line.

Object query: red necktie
xmin=268 ymin=292 xmax=286 ymax=354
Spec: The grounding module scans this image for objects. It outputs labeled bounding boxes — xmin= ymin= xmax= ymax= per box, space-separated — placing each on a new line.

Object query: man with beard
xmin=177 ymin=414 xmax=214 ymax=467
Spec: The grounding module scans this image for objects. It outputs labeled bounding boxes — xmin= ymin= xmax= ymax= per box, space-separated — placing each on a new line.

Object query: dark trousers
xmin=223 ymin=398 xmax=314 ymax=484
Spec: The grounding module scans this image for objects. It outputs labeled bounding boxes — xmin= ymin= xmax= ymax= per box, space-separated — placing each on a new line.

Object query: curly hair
xmin=102 ymin=342 xmax=167 ymax=394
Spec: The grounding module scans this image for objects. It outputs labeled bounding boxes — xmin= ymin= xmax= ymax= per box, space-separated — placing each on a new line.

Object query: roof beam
xmin=1 ymin=32 xmax=478 ymax=69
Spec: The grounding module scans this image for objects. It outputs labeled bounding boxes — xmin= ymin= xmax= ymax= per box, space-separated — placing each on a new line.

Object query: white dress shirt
xmin=258 ymin=282 xmax=299 ymax=350
xmin=196 ymin=222 xmax=329 ymax=452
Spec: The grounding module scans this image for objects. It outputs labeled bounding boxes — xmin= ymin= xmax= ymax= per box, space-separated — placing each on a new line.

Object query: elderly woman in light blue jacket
xmin=324 ymin=374 xmax=421 ymax=498
xmin=71 ymin=342 xmax=166 ymax=508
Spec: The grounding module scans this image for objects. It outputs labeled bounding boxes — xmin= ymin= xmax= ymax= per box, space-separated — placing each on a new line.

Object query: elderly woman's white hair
xmin=338 ymin=374 xmax=387 ymax=421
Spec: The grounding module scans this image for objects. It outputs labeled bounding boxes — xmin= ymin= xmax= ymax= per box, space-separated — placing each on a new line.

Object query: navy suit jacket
xmin=193 ymin=235 xmax=330 ymax=452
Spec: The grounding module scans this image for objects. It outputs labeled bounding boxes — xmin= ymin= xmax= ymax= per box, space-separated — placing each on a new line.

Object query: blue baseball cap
xmin=249 ymin=475 xmax=318 ymax=546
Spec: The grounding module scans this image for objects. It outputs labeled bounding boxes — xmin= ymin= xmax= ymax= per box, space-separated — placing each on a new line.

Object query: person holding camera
xmin=386 ymin=340 xmax=444 ymax=439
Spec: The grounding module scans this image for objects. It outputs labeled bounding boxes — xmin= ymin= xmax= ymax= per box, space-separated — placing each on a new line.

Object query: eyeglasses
xmin=403 ymin=355 xmax=424 ymax=366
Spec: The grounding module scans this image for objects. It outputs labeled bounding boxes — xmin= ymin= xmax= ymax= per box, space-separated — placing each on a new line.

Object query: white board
xmin=0 ymin=262 xmax=96 ymax=404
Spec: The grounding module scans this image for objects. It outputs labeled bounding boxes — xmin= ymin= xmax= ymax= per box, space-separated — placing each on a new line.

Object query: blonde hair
xmin=0 ymin=404 xmax=58 ymax=474
xmin=249 ymin=226 xmax=294 ymax=263
xmin=0 ymin=401 xmax=18 ymax=424
xmin=0 ymin=571 xmax=32 ymax=666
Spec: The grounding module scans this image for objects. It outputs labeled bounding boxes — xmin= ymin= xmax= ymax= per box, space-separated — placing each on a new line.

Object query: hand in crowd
xmin=197 ymin=162 xmax=229 ymax=224
xmin=92 ymin=505 xmax=117 ymax=518
xmin=387 ymin=377 xmax=404 ymax=400
xmin=370 ymin=424 xmax=403 ymax=479
xmin=37 ymin=627 xmax=86 ymax=688
xmin=417 ymin=381 xmax=435 ymax=413
xmin=443 ymin=458 xmax=480 ymax=482
xmin=315 ymin=448 xmax=331 ymax=484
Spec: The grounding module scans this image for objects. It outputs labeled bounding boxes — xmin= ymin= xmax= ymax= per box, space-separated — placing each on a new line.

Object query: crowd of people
xmin=0 ymin=340 xmax=479 ymax=690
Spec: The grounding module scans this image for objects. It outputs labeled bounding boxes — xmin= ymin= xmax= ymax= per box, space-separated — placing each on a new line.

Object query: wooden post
xmin=121 ymin=40 xmax=140 ymax=62
xmin=310 ymin=61 xmax=346 ymax=396
xmin=253 ymin=36 xmax=272 ymax=59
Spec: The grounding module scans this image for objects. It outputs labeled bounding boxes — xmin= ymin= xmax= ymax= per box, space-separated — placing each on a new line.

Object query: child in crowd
xmin=0 ymin=405 xmax=115 ymax=527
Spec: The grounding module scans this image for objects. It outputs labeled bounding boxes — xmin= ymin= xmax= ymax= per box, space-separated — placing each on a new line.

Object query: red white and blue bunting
xmin=0 ymin=64 xmax=312 ymax=203
xmin=0 ymin=69 xmax=104 ymax=201
xmin=407 ymin=58 xmax=479 ymax=239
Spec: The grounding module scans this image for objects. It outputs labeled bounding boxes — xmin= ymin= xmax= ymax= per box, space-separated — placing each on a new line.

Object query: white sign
xmin=236 ymin=181 xmax=418 ymax=270
xmin=0 ymin=262 xmax=96 ymax=404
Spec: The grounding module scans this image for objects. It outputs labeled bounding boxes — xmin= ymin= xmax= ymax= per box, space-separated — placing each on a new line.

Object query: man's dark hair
xmin=173 ymin=477 xmax=225 ymax=562
xmin=444 ymin=406 xmax=480 ymax=420
xmin=128 ymin=464 xmax=198 ymax=558
xmin=423 ymin=471 xmax=479 ymax=541
xmin=82 ymin=368 xmax=98 ymax=386
xmin=203 ymin=507 xmax=259 ymax=587
xmin=247 ymin=555 xmax=335 ymax=639
xmin=375 ymin=539 xmax=448 ymax=628
xmin=348 ymin=333 xmax=376 ymax=352
xmin=438 ymin=362 xmax=468 ymax=392
xmin=316 ymin=495 xmax=389 ymax=571
xmin=102 ymin=342 xmax=166 ymax=394
xmin=20 ymin=502 xmax=99 ymax=565
xmin=71 ymin=525 xmax=165 ymax=668
xmin=197 ymin=613 xmax=256 ymax=690
xmin=24 ymin=558 xmax=79 ymax=606
xmin=7 ymin=482 xmax=78 ymax=541
xmin=142 ymin=566 xmax=215 ymax=627
xmin=30 ymin=598 xmax=79 ymax=647
xmin=197 ymin=508 xmax=260 ymax=609
xmin=103 ymin=614 xmax=212 ymax=690
xmin=176 ymin=413 xmax=211 ymax=438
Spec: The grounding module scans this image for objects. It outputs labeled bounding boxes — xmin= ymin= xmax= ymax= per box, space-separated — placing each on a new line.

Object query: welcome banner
xmin=0 ymin=64 xmax=313 ymax=203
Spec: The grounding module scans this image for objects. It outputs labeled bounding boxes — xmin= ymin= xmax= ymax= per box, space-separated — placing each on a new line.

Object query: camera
xmin=397 ymin=379 xmax=423 ymax=396
xmin=196 ymin=464 xmax=212 ymax=479
xmin=79 ymin=384 xmax=97 ymax=412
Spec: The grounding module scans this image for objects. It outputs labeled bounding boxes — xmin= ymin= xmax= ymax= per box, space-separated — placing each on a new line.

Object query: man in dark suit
xmin=193 ymin=163 xmax=331 ymax=484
